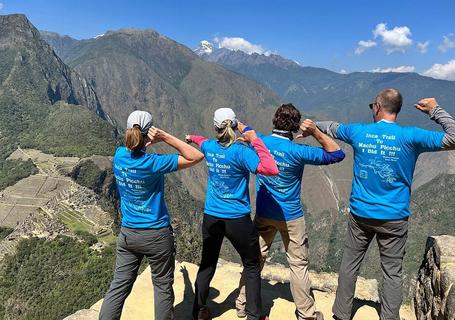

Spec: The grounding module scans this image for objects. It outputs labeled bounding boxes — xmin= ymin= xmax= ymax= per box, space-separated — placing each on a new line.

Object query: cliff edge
xmin=64 ymin=260 xmax=415 ymax=319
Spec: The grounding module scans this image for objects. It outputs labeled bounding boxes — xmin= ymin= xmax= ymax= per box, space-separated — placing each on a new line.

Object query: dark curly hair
xmin=272 ymin=103 xmax=301 ymax=132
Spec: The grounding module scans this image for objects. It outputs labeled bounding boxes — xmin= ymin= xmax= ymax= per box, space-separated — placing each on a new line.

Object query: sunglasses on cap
xmin=369 ymin=102 xmax=377 ymax=109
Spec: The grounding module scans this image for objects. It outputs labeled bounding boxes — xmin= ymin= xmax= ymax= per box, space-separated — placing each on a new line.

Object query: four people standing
xmin=102 ymin=90 xmax=455 ymax=320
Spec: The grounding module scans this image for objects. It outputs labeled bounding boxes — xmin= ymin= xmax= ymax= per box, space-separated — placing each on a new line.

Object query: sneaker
xmin=236 ymin=308 xmax=246 ymax=318
xmin=195 ymin=307 xmax=212 ymax=320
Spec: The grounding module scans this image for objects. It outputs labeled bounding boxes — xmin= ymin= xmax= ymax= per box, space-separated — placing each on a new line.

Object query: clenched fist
xmin=296 ymin=119 xmax=317 ymax=139
xmin=147 ymin=127 xmax=167 ymax=145
xmin=237 ymin=121 xmax=257 ymax=143
xmin=415 ymin=98 xmax=439 ymax=114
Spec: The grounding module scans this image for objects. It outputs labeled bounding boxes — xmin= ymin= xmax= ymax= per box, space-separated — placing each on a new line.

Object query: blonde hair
xmin=216 ymin=120 xmax=236 ymax=147
xmin=125 ymin=126 xmax=145 ymax=151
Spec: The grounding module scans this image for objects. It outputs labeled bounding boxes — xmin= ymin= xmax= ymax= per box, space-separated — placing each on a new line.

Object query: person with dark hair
xmin=316 ymin=90 xmax=455 ymax=320
xmin=236 ymin=103 xmax=345 ymax=320
xmin=99 ymin=111 xmax=204 ymax=320
xmin=186 ymin=108 xmax=279 ymax=320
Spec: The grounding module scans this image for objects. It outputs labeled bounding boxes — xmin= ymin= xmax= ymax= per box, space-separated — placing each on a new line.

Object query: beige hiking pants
xmin=236 ymin=215 xmax=317 ymax=320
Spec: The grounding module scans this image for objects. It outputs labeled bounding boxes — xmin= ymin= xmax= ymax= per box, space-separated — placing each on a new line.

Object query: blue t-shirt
xmin=200 ymin=140 xmax=260 ymax=219
xmin=113 ymin=146 xmax=179 ymax=229
xmin=256 ymin=134 xmax=326 ymax=221
xmin=336 ymin=121 xmax=444 ymax=220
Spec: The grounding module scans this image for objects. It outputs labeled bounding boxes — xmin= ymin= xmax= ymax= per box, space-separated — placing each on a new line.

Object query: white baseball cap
xmin=127 ymin=110 xmax=153 ymax=135
xmin=213 ymin=108 xmax=237 ymax=129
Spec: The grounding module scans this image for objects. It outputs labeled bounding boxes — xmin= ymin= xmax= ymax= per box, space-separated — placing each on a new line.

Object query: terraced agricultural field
xmin=1 ymin=148 xmax=113 ymax=236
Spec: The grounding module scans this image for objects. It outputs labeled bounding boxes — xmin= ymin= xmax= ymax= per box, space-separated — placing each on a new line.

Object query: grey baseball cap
xmin=213 ymin=108 xmax=237 ymax=129
xmin=127 ymin=110 xmax=153 ymax=135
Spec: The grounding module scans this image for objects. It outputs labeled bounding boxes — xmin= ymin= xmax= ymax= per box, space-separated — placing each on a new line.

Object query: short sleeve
xmin=200 ymin=140 xmax=208 ymax=153
xmin=150 ymin=154 xmax=179 ymax=174
xmin=336 ymin=124 xmax=357 ymax=144
xmin=239 ymin=145 xmax=260 ymax=173
xmin=295 ymin=145 xmax=325 ymax=165
xmin=409 ymin=128 xmax=444 ymax=153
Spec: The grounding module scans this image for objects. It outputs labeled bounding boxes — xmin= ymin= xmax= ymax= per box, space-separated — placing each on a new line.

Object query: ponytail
xmin=216 ymin=120 xmax=236 ymax=147
xmin=125 ymin=126 xmax=145 ymax=151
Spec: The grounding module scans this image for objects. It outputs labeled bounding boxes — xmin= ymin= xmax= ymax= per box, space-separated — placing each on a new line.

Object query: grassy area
xmin=0 ymin=227 xmax=14 ymax=240
xmin=0 ymin=236 xmax=116 ymax=320
xmin=55 ymin=203 xmax=96 ymax=235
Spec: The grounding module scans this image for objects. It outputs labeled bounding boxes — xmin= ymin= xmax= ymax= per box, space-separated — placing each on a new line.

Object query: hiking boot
xmin=194 ymin=307 xmax=212 ymax=320
xmin=236 ymin=307 xmax=246 ymax=318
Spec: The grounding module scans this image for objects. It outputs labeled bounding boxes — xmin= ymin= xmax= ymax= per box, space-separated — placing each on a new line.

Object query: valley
xmin=0 ymin=12 xmax=454 ymax=320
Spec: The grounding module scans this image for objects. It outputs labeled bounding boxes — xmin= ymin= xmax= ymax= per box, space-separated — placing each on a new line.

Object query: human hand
xmin=415 ymin=98 xmax=439 ymax=114
xmin=147 ymin=127 xmax=167 ymax=145
xmin=296 ymin=119 xmax=317 ymax=139
xmin=237 ymin=121 xmax=257 ymax=143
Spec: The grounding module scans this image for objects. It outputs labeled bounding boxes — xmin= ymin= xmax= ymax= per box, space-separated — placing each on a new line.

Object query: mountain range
xmin=195 ymin=40 xmax=455 ymax=128
xmin=0 ymin=13 xmax=454 ymax=319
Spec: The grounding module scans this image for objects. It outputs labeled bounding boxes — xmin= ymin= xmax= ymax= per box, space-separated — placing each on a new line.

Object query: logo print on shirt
xmin=359 ymin=159 xmax=397 ymax=183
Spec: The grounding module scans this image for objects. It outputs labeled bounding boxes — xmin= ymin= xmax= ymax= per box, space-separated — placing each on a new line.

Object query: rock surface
xmin=414 ymin=235 xmax=455 ymax=320
xmin=64 ymin=261 xmax=414 ymax=320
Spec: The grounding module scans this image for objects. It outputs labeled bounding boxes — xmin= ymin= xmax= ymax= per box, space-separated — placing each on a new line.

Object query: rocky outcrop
xmin=415 ymin=235 xmax=455 ymax=320
xmin=64 ymin=261 xmax=415 ymax=320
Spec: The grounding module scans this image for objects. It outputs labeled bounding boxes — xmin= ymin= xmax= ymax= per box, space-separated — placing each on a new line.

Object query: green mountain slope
xmin=0 ymin=14 xmax=119 ymax=192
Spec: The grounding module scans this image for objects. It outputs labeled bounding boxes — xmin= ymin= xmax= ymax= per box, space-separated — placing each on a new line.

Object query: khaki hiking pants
xmin=236 ymin=215 xmax=317 ymax=320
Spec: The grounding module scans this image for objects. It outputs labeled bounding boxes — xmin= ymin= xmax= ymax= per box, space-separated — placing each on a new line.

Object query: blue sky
xmin=1 ymin=0 xmax=454 ymax=79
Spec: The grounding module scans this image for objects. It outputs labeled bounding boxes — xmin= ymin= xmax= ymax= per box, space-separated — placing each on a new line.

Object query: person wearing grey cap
xmin=99 ymin=110 xmax=204 ymax=320
xmin=186 ymin=108 xmax=279 ymax=320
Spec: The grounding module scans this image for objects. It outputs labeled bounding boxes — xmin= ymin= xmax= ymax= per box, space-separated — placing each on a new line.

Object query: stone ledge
xmin=415 ymin=235 xmax=455 ymax=320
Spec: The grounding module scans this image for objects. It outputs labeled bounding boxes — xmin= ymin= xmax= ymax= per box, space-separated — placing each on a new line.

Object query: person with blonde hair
xmin=99 ymin=110 xmax=204 ymax=320
xmin=187 ymin=108 xmax=279 ymax=320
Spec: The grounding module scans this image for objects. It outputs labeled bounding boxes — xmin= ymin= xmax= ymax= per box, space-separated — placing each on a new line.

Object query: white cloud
xmin=354 ymin=40 xmax=377 ymax=55
xmin=417 ymin=41 xmax=430 ymax=54
xmin=438 ymin=34 xmax=455 ymax=53
xmin=0 ymin=3 xmax=4 ymax=10
xmin=214 ymin=36 xmax=267 ymax=55
xmin=423 ymin=60 xmax=455 ymax=81
xmin=371 ymin=66 xmax=415 ymax=73
xmin=373 ymin=23 xmax=413 ymax=54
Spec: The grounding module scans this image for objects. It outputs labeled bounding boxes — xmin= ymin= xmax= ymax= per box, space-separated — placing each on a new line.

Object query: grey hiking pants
xmin=99 ymin=226 xmax=175 ymax=320
xmin=333 ymin=213 xmax=408 ymax=320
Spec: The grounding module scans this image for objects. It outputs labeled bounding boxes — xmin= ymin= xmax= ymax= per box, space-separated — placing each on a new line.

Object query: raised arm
xmin=148 ymin=127 xmax=204 ymax=169
xmin=298 ymin=119 xmax=345 ymax=164
xmin=185 ymin=134 xmax=208 ymax=147
xmin=416 ymin=98 xmax=455 ymax=150
xmin=237 ymin=121 xmax=279 ymax=176
xmin=315 ymin=121 xmax=341 ymax=139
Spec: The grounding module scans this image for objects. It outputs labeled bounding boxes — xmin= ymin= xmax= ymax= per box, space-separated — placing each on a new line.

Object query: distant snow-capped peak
xmin=195 ymin=40 xmax=214 ymax=55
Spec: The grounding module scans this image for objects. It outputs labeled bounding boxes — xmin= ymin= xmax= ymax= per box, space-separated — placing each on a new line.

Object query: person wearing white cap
xmin=99 ymin=110 xmax=204 ymax=320
xmin=186 ymin=108 xmax=279 ymax=320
